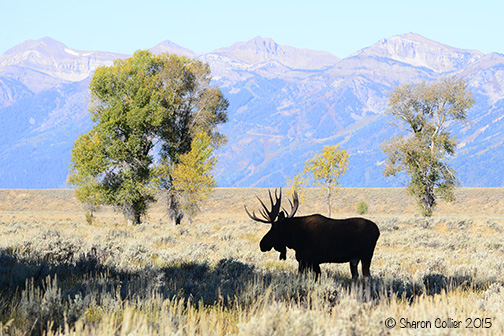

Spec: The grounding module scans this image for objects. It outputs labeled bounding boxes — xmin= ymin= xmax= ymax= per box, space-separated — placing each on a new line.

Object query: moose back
xmin=245 ymin=189 xmax=380 ymax=279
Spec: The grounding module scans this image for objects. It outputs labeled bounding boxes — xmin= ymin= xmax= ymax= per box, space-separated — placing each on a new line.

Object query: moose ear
xmin=278 ymin=211 xmax=286 ymax=222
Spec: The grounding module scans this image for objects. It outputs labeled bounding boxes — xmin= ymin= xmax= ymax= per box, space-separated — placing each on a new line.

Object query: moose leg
xmin=299 ymin=261 xmax=320 ymax=280
xmin=349 ymin=258 xmax=359 ymax=279
xmin=313 ymin=263 xmax=321 ymax=281
xmin=298 ymin=260 xmax=308 ymax=274
xmin=361 ymin=255 xmax=372 ymax=278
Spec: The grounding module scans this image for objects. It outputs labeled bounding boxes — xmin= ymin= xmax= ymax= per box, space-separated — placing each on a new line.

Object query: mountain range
xmin=0 ymin=33 xmax=503 ymax=188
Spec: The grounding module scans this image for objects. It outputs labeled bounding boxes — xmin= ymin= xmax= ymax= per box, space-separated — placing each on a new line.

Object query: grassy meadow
xmin=0 ymin=188 xmax=503 ymax=335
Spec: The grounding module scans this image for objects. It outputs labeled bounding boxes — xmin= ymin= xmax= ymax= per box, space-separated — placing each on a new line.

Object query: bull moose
xmin=245 ymin=189 xmax=380 ymax=279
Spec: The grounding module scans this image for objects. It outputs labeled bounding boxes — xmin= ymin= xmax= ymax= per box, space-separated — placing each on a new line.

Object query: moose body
xmin=246 ymin=190 xmax=380 ymax=279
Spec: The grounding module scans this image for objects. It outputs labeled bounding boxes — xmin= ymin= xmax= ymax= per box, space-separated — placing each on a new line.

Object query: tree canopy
xmin=168 ymin=132 xmax=217 ymax=224
xmin=381 ymin=77 xmax=474 ymax=216
xmin=292 ymin=144 xmax=349 ymax=217
xmin=69 ymin=50 xmax=228 ymax=224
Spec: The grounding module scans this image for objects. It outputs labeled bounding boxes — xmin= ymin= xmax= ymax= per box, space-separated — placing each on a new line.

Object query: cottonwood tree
xmin=162 ymin=132 xmax=217 ymax=224
xmin=69 ymin=51 xmax=228 ymax=225
xmin=294 ymin=145 xmax=349 ymax=217
xmin=381 ymin=77 xmax=474 ymax=216
xmin=67 ymin=130 xmax=106 ymax=224
xmin=286 ymin=173 xmax=309 ymax=206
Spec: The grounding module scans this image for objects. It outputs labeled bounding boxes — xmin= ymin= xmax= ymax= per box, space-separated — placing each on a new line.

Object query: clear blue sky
xmin=2 ymin=0 xmax=503 ymax=58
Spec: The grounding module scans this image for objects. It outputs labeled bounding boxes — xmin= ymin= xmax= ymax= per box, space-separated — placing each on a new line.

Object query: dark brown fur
xmin=260 ymin=213 xmax=380 ymax=279
xmin=246 ymin=190 xmax=380 ymax=279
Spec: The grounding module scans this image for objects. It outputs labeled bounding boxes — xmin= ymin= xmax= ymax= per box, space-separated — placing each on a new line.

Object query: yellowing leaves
xmin=69 ymin=50 xmax=228 ymax=225
xmin=292 ymin=144 xmax=349 ymax=217
xmin=304 ymin=145 xmax=349 ymax=188
xmin=170 ymin=133 xmax=217 ymax=223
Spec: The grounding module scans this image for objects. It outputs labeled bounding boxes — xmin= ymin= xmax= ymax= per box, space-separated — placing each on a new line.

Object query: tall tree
xmin=67 ymin=130 xmax=107 ymax=224
xmin=295 ymin=145 xmax=349 ymax=217
xmin=69 ymin=51 xmax=228 ymax=225
xmin=164 ymin=132 xmax=217 ymax=224
xmin=381 ymin=77 xmax=474 ymax=216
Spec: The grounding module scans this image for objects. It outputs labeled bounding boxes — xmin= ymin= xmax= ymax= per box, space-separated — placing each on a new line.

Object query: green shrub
xmin=357 ymin=200 xmax=368 ymax=215
xmin=85 ymin=211 xmax=94 ymax=225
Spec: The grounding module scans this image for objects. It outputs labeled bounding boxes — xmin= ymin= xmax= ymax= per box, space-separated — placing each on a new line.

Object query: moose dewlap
xmin=245 ymin=189 xmax=380 ymax=279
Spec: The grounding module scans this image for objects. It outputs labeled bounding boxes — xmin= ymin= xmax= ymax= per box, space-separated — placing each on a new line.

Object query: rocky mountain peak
xmin=247 ymin=36 xmax=280 ymax=53
xmin=352 ymin=33 xmax=484 ymax=73
xmin=0 ymin=37 xmax=126 ymax=90
xmin=2 ymin=37 xmax=66 ymax=57
xmin=149 ymin=40 xmax=196 ymax=57
xmin=209 ymin=36 xmax=339 ymax=70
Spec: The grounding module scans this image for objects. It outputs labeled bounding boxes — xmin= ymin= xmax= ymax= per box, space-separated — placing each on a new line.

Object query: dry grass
xmin=0 ymin=188 xmax=503 ymax=335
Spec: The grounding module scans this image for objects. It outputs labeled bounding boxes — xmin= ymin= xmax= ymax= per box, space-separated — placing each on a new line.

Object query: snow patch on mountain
xmin=0 ymin=37 xmax=126 ymax=88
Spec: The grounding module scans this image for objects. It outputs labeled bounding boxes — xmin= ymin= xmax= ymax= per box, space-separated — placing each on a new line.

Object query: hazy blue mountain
xmin=149 ymin=40 xmax=196 ymax=58
xmin=1 ymin=34 xmax=503 ymax=188
xmin=0 ymin=38 xmax=126 ymax=188
xmin=352 ymin=33 xmax=484 ymax=73
xmin=0 ymin=37 xmax=127 ymax=93
xmin=208 ymin=36 xmax=340 ymax=71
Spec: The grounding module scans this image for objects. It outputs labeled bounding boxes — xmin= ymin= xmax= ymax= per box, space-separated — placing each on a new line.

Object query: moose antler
xmin=244 ymin=189 xmax=282 ymax=223
xmin=245 ymin=189 xmax=299 ymax=223
xmin=283 ymin=190 xmax=299 ymax=218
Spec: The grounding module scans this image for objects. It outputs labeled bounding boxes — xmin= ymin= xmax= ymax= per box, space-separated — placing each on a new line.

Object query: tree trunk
xmin=326 ymin=188 xmax=332 ymax=217
xmin=122 ymin=201 xmax=143 ymax=225
xmin=420 ymin=181 xmax=436 ymax=217
xmin=167 ymin=193 xmax=183 ymax=225
xmin=133 ymin=211 xmax=142 ymax=225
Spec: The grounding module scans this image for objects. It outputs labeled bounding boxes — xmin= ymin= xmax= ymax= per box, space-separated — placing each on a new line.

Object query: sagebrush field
xmin=0 ymin=188 xmax=503 ymax=335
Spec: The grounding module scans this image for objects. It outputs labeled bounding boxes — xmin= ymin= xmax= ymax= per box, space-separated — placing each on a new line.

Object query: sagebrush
xmin=0 ymin=188 xmax=503 ymax=335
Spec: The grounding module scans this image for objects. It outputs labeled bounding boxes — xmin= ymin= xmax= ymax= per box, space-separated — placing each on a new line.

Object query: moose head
xmin=244 ymin=189 xmax=299 ymax=260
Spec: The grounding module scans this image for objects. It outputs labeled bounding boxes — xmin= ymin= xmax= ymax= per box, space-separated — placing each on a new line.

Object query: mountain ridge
xmin=210 ymin=36 xmax=340 ymax=70
xmin=351 ymin=33 xmax=485 ymax=73
xmin=149 ymin=40 xmax=196 ymax=58
xmin=1 ymin=33 xmax=503 ymax=188
xmin=0 ymin=37 xmax=126 ymax=95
